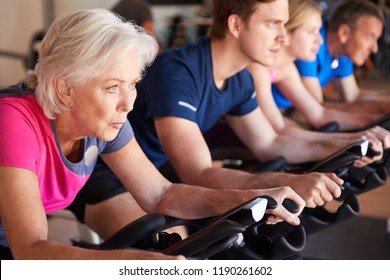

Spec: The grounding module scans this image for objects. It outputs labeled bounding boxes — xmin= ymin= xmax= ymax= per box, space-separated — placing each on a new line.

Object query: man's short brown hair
xmin=208 ymin=0 xmax=276 ymax=40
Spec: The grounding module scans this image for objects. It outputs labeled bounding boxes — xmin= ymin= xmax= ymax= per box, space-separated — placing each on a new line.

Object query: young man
xmin=127 ymin=0 xmax=345 ymax=206
xmin=295 ymin=0 xmax=390 ymax=114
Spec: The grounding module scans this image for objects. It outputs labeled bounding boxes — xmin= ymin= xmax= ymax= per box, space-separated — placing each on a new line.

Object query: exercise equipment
xmin=96 ymin=196 xmax=306 ymax=260
xmin=210 ymin=197 xmax=306 ymax=260
xmin=251 ymin=139 xmax=368 ymax=175
xmin=241 ymin=141 xmax=370 ymax=240
xmin=251 ymin=139 xmax=387 ymax=200
xmin=97 ymin=196 xmax=268 ymax=258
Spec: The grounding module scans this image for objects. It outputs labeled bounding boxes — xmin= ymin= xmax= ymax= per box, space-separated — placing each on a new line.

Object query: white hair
xmin=26 ymin=8 xmax=158 ymax=119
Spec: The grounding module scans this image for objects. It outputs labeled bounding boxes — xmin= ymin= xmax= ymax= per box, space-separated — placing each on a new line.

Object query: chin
xmin=354 ymin=59 xmax=365 ymax=67
xmin=97 ymin=132 xmax=119 ymax=142
xmin=302 ymin=54 xmax=315 ymax=61
xmin=260 ymin=58 xmax=275 ymax=67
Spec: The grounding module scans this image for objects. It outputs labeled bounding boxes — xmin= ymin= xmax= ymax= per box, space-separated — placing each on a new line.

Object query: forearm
xmin=283 ymin=125 xmax=363 ymax=142
xmin=358 ymin=87 xmax=390 ymax=100
xmin=172 ymin=165 xmax=303 ymax=195
xmin=13 ymin=239 xmax=178 ymax=260
xmin=152 ymin=183 xmax=255 ymax=219
xmin=268 ymin=127 xmax=360 ymax=163
xmin=352 ymin=100 xmax=390 ymax=115
xmin=252 ymin=130 xmax=342 ymax=164
xmin=324 ymin=101 xmax=390 ymax=115
xmin=357 ymin=87 xmax=390 ymax=104
xmin=295 ymin=102 xmax=373 ymax=131
xmin=321 ymin=109 xmax=378 ymax=131
xmin=285 ymin=126 xmax=389 ymax=165
xmin=153 ymin=181 xmax=305 ymax=227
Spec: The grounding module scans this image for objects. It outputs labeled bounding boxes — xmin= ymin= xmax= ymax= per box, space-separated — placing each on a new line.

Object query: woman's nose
xmin=119 ymin=89 xmax=137 ymax=113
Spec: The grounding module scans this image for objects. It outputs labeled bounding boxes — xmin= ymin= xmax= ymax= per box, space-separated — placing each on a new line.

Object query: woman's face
xmin=69 ymin=49 xmax=141 ymax=141
xmin=287 ymin=12 xmax=323 ymax=61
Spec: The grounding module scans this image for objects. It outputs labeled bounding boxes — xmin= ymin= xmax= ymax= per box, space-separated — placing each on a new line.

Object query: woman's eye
xmin=107 ymin=85 xmax=119 ymax=93
xmin=130 ymin=80 xmax=141 ymax=90
xmin=130 ymin=83 xmax=137 ymax=90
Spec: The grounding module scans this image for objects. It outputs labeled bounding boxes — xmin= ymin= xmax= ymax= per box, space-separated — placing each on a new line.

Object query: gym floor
xmin=48 ymin=70 xmax=390 ymax=259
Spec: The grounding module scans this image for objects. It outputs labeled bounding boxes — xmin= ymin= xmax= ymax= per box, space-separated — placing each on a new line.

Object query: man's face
xmin=344 ymin=15 xmax=383 ymax=66
xmin=237 ymin=0 xmax=289 ymax=67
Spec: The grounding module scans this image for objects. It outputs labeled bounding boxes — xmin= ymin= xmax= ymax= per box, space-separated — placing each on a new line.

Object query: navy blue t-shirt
xmin=129 ymin=36 xmax=258 ymax=168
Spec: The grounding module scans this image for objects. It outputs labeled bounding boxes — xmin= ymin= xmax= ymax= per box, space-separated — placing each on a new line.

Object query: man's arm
xmin=331 ymin=75 xmax=361 ymax=103
xmin=247 ymin=63 xmax=385 ymax=165
xmin=153 ymin=114 xmax=343 ymax=208
xmin=101 ymin=137 xmax=305 ymax=225
xmin=276 ymin=65 xmax=379 ymax=130
xmin=226 ymin=107 xmax=346 ymax=164
xmin=325 ymin=76 xmax=390 ymax=115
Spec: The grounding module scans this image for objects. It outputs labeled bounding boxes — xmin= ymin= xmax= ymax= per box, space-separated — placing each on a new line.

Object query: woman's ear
xmin=53 ymin=78 xmax=72 ymax=106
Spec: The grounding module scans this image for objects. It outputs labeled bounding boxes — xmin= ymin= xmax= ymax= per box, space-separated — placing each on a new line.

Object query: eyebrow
xmin=266 ymin=18 xmax=284 ymax=23
xmin=105 ymin=76 xmax=142 ymax=83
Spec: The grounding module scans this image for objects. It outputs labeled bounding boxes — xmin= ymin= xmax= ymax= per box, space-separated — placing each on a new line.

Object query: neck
xmin=326 ymin=31 xmax=342 ymax=57
xmin=211 ymin=38 xmax=250 ymax=90
xmin=264 ymin=45 xmax=293 ymax=76
xmin=276 ymin=46 xmax=295 ymax=67
xmin=54 ymin=117 xmax=83 ymax=162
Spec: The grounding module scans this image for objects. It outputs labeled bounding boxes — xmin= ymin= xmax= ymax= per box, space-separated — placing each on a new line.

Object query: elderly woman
xmin=0 ymin=9 xmax=304 ymax=260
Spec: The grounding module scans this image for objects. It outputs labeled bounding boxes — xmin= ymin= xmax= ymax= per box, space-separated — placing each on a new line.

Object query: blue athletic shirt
xmin=273 ymin=20 xmax=354 ymax=109
xmin=295 ymin=20 xmax=354 ymax=87
xmin=129 ymin=36 xmax=258 ymax=168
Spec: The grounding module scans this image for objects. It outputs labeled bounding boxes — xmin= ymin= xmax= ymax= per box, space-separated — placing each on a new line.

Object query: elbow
xmin=343 ymin=92 xmax=359 ymax=103
xmin=309 ymin=110 xmax=334 ymax=130
xmin=10 ymin=240 xmax=46 ymax=260
xmin=253 ymin=146 xmax=281 ymax=163
xmin=176 ymin=166 xmax=210 ymax=186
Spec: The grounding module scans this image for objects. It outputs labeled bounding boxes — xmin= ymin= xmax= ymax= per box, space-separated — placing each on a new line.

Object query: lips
xmin=271 ymin=46 xmax=281 ymax=53
xmin=111 ymin=122 xmax=124 ymax=129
